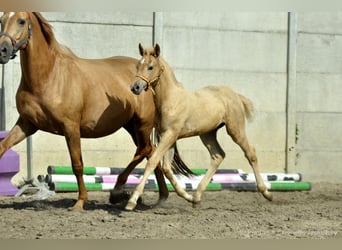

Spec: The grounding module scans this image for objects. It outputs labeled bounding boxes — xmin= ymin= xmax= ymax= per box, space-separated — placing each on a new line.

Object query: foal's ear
xmin=154 ymin=44 xmax=160 ymax=57
xmin=139 ymin=43 xmax=144 ymax=56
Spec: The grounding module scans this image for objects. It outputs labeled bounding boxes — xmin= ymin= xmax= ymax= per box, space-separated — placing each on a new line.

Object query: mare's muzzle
xmin=0 ymin=41 xmax=13 ymax=64
xmin=131 ymin=81 xmax=147 ymax=95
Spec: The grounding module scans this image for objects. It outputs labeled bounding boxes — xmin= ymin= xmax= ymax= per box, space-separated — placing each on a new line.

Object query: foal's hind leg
xmin=161 ymin=145 xmax=193 ymax=202
xmin=226 ymin=123 xmax=273 ymax=201
xmin=193 ymin=131 xmax=225 ymax=206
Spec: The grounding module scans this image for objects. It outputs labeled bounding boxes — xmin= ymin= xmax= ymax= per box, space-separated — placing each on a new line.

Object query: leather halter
xmin=0 ymin=15 xmax=32 ymax=59
xmin=135 ymin=65 xmax=164 ymax=95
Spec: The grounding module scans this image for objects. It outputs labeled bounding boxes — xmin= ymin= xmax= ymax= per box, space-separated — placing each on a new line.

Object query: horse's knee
xmin=72 ymin=165 xmax=83 ymax=176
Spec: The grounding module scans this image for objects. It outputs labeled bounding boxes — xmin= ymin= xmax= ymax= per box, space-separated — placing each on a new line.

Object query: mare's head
xmin=0 ymin=12 xmax=32 ymax=64
xmin=131 ymin=43 xmax=164 ymax=95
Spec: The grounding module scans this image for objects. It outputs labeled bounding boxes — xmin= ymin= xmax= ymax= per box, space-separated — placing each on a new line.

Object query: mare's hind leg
xmin=193 ymin=131 xmax=225 ymax=206
xmin=109 ymin=147 xmax=147 ymax=204
xmin=226 ymin=122 xmax=273 ymax=201
xmin=110 ymin=119 xmax=168 ymax=205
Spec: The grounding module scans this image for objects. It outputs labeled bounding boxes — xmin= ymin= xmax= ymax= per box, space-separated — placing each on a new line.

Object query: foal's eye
xmin=148 ymin=66 xmax=154 ymax=71
xmin=18 ymin=19 xmax=26 ymax=26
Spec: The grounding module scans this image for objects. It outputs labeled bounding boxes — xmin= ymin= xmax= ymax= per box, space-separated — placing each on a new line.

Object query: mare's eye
xmin=18 ymin=19 xmax=26 ymax=26
xmin=148 ymin=66 xmax=154 ymax=71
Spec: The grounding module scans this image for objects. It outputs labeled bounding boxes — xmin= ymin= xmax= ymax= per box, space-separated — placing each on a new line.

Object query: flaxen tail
xmin=239 ymin=94 xmax=255 ymax=121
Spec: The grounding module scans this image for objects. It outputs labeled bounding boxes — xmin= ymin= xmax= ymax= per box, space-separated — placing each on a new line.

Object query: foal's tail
xmin=239 ymin=94 xmax=255 ymax=121
xmin=172 ymin=143 xmax=197 ymax=177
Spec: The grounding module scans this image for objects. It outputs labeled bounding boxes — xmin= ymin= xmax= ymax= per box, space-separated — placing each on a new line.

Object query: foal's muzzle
xmin=131 ymin=81 xmax=147 ymax=95
xmin=0 ymin=41 xmax=13 ymax=64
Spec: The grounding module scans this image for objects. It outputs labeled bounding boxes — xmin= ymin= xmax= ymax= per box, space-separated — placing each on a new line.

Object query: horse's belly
xmin=80 ymin=114 xmax=132 ymax=138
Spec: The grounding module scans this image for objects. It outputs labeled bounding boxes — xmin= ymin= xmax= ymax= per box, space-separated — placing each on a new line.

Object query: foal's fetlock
xmin=191 ymin=194 xmax=201 ymax=208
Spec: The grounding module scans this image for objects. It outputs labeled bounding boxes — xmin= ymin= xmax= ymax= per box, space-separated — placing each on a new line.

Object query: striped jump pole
xmin=47 ymin=165 xmax=147 ymax=175
xmin=50 ymin=179 xmax=157 ymax=192
xmin=49 ymin=179 xmax=312 ymax=192
xmin=44 ymin=174 xmax=146 ymax=185
xmin=265 ymin=181 xmax=311 ymax=191
xmin=240 ymin=173 xmax=302 ymax=182
xmin=47 ymin=165 xmax=244 ymax=176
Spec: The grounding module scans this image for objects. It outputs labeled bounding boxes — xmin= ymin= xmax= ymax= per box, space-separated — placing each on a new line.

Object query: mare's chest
xmin=16 ymin=91 xmax=66 ymax=133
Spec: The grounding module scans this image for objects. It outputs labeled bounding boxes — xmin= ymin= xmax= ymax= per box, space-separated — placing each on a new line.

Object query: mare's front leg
xmin=0 ymin=117 xmax=37 ymax=158
xmin=64 ymin=124 xmax=87 ymax=211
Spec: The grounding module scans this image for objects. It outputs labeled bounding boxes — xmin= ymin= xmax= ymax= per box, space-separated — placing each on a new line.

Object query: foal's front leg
xmin=125 ymin=131 xmax=178 ymax=211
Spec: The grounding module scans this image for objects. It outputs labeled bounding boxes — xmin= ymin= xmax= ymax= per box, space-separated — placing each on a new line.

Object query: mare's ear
xmin=139 ymin=43 xmax=144 ymax=56
xmin=154 ymin=44 xmax=160 ymax=57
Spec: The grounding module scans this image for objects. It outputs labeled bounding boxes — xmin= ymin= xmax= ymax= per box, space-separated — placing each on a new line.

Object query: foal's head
xmin=131 ymin=43 xmax=164 ymax=95
xmin=0 ymin=12 xmax=32 ymax=63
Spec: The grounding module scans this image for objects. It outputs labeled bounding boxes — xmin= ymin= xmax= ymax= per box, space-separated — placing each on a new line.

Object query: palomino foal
xmin=127 ymin=43 xmax=273 ymax=210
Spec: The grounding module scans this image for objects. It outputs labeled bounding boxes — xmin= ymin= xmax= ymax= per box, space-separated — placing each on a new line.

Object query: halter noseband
xmin=0 ymin=17 xmax=32 ymax=59
xmin=136 ymin=65 xmax=165 ymax=95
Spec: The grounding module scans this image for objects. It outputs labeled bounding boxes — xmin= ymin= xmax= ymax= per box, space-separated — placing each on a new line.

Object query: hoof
xmin=262 ymin=190 xmax=273 ymax=201
xmin=156 ymin=197 xmax=167 ymax=207
xmin=68 ymin=201 xmax=85 ymax=212
xmin=192 ymin=202 xmax=201 ymax=208
xmin=125 ymin=200 xmax=137 ymax=211
xmin=109 ymin=190 xmax=130 ymax=204
xmin=192 ymin=199 xmax=201 ymax=208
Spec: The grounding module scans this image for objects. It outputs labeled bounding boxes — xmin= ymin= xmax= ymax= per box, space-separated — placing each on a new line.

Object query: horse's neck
xmin=154 ymin=59 xmax=182 ymax=107
xmin=20 ymin=18 xmax=57 ymax=91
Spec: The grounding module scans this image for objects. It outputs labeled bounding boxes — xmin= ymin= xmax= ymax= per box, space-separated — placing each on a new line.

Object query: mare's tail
xmin=239 ymin=94 xmax=255 ymax=121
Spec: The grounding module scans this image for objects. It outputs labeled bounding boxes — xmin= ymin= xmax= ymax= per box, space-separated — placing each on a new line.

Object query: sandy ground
xmin=0 ymin=182 xmax=341 ymax=239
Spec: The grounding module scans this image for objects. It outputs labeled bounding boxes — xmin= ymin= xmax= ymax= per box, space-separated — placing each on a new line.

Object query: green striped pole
xmin=50 ymin=180 xmax=312 ymax=192
xmin=267 ymin=181 xmax=312 ymax=191
xmin=47 ymin=165 xmax=243 ymax=176
xmin=50 ymin=180 xmax=156 ymax=192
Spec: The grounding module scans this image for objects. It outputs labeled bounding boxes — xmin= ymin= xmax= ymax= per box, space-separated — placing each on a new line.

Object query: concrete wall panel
xmin=1 ymin=12 xmax=341 ymax=184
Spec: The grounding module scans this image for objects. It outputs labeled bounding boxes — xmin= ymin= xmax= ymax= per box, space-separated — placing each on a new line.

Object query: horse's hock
xmin=0 ymin=131 xmax=19 ymax=196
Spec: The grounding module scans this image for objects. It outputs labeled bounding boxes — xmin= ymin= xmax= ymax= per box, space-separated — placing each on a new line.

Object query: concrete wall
xmin=294 ymin=13 xmax=342 ymax=182
xmin=161 ymin=13 xmax=288 ymax=173
xmin=0 ymin=12 xmax=341 ymax=184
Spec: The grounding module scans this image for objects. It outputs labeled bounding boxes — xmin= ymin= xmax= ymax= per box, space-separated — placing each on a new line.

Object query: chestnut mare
xmin=127 ymin=44 xmax=273 ymax=210
xmin=0 ymin=12 xmax=192 ymax=210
